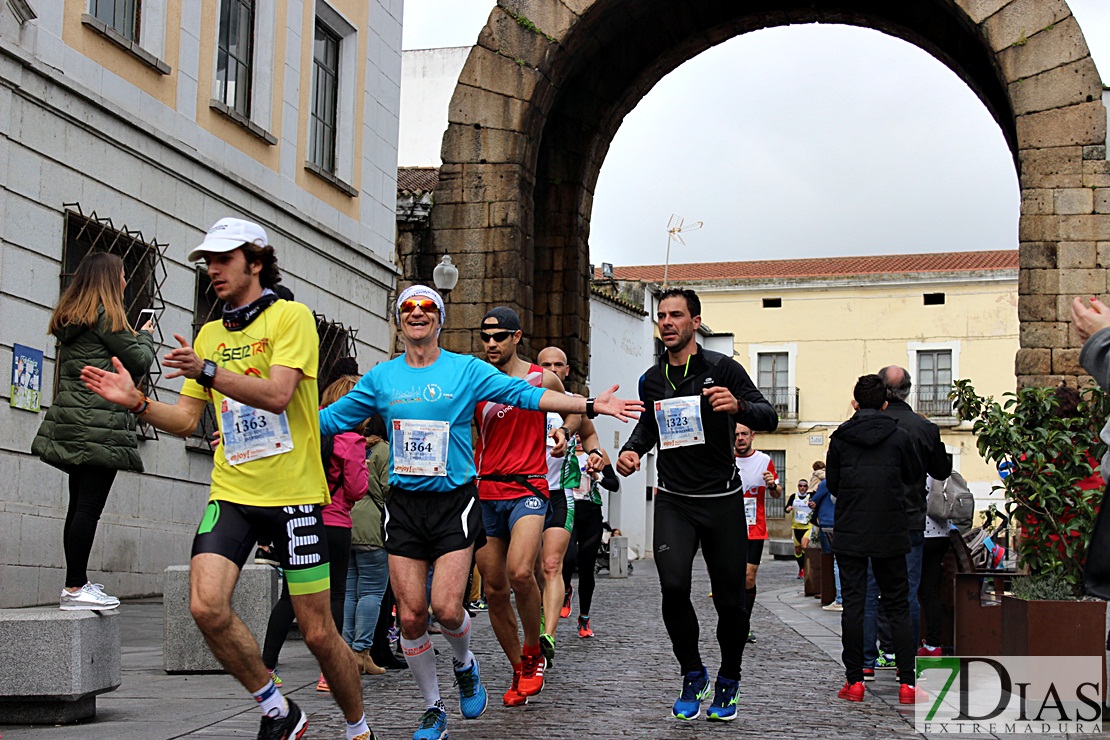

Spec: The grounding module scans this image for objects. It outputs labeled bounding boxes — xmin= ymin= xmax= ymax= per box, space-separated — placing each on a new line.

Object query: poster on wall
xmin=11 ymin=344 xmax=43 ymax=412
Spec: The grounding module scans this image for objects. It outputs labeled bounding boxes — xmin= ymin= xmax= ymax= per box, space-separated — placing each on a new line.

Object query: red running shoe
xmin=503 ymin=665 xmax=527 ymax=706
xmin=559 ymin=586 xmax=573 ymax=619
xmin=900 ymin=683 xmax=928 ymax=704
xmin=837 ymin=681 xmax=865 ymax=702
xmin=577 ymin=616 xmax=593 ymax=638
xmin=862 ymin=668 xmax=875 ymax=682
xmin=797 ymin=568 xmax=805 ymax=580
xmin=518 ymin=653 xmax=545 ymax=696
xmin=917 ymin=644 xmax=942 ymax=657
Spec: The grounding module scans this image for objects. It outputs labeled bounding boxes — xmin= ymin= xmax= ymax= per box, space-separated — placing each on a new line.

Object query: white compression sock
xmin=252 ymin=678 xmax=288 ymax=719
xmin=400 ymin=632 xmax=441 ymax=707
xmin=440 ymin=612 xmax=473 ymax=669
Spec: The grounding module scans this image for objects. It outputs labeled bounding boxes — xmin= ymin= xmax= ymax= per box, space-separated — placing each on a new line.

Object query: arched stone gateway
xmin=403 ymin=0 xmax=1107 ymax=388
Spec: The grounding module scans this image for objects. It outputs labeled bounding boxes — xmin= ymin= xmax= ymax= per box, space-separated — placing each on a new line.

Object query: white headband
xmin=396 ymin=284 xmax=445 ymax=336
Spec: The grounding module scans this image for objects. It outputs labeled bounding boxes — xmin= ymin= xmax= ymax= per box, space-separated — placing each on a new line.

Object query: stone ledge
xmin=0 ymin=608 xmax=121 ymax=724
xmin=163 ymin=564 xmax=278 ymax=673
xmin=305 ymin=161 xmax=358 ymax=197
xmin=208 ymin=99 xmax=277 ymax=145
xmin=81 ymin=14 xmax=171 ymax=75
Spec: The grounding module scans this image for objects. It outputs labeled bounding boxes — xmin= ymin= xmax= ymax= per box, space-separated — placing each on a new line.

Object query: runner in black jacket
xmin=617 ymin=288 xmax=776 ymax=723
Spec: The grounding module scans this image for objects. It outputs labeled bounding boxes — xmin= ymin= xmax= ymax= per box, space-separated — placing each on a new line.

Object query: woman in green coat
xmin=32 ymin=252 xmax=154 ymax=611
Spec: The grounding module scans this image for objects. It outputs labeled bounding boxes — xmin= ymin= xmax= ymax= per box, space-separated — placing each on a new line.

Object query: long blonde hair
xmin=321 ymin=375 xmax=368 ymax=436
xmin=48 ymin=252 xmax=132 ymax=335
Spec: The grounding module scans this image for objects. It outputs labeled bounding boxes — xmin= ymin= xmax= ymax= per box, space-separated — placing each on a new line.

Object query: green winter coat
xmin=31 ymin=308 xmax=155 ymax=473
xmin=351 ymin=438 xmax=389 ymax=548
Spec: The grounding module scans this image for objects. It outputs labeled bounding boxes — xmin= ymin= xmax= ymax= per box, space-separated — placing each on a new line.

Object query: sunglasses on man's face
xmin=480 ymin=330 xmax=513 ymax=343
xmin=399 ymin=298 xmax=439 ymax=315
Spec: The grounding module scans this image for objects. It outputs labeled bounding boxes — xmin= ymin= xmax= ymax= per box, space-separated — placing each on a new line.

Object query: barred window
xmin=60 ymin=206 xmax=168 ymax=439
xmin=766 ymin=450 xmax=786 ymax=519
xmin=916 ymin=350 xmax=953 ymax=417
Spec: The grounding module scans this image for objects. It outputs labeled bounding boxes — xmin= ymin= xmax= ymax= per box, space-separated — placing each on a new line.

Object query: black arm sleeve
xmin=599 ymin=463 xmax=620 ymax=492
xmin=925 ymin=427 xmax=953 ymax=481
xmin=719 ymin=357 xmax=778 ymax=432
xmin=826 ymin=441 xmax=841 ymax=497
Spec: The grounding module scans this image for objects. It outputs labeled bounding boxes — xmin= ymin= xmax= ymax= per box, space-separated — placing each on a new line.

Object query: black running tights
xmin=653 ymin=491 xmax=749 ymax=681
xmin=562 ymin=501 xmax=604 ymax=615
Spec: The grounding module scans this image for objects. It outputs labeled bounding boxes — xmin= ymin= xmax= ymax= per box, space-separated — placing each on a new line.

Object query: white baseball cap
xmin=188 ymin=218 xmax=269 ymax=262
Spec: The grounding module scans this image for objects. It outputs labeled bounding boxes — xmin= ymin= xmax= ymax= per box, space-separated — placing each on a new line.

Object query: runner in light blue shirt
xmin=318 ymin=285 xmax=641 ymax=740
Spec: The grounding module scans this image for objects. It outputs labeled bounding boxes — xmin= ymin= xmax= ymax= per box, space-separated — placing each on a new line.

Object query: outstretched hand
xmin=81 ymin=357 xmax=141 ymax=408
xmin=1072 ymin=296 xmax=1110 ymax=343
xmin=164 ymin=333 xmax=204 ymax=380
xmin=593 ymin=384 xmax=644 ymax=423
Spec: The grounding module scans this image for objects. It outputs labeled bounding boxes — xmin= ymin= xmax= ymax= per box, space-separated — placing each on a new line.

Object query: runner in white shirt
xmin=733 ymin=423 xmax=780 ymax=643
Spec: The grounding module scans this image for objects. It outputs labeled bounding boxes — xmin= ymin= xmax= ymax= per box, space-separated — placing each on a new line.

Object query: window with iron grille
xmin=757 ymin=352 xmax=791 ymax=415
xmin=186 ymin=272 xmax=359 ymax=452
xmin=216 ymin=0 xmax=254 ymax=117
xmin=90 ymin=0 xmax=140 ymax=41
xmin=766 ymin=450 xmax=786 ymax=519
xmin=59 ymin=206 xmax=167 ymax=440
xmin=309 ymin=21 xmax=340 ymax=173
xmin=916 ymin=350 xmax=953 ymax=416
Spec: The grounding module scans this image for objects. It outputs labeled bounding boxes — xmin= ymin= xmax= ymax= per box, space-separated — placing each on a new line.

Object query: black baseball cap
xmin=481 ymin=307 xmax=522 ymax=331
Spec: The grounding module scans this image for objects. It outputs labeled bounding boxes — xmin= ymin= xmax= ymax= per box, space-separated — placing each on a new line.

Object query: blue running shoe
xmin=412 ymin=701 xmax=447 ymax=740
xmin=672 ymin=666 xmax=710 ymax=720
xmin=453 ymin=655 xmax=488 ymax=719
xmin=707 ymin=676 xmax=739 ymax=721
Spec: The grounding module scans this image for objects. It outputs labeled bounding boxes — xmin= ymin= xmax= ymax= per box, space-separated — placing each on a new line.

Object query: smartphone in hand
xmin=136 ymin=308 xmax=156 ymax=331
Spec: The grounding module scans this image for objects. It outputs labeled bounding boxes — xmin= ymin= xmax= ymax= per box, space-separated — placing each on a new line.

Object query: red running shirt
xmin=735 ymin=451 xmax=777 ymax=540
xmin=474 ymin=364 xmax=549 ymax=501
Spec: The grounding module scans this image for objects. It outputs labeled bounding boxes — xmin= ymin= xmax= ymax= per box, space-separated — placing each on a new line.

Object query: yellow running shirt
xmin=181 ymin=300 xmax=329 ymax=508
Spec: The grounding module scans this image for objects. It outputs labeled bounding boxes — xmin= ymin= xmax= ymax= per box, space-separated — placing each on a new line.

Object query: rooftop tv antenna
xmin=663 ymin=214 xmax=703 ymax=289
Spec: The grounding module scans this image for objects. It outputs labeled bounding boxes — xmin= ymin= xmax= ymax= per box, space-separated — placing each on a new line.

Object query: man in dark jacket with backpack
xmin=827 ymin=374 xmax=923 ymax=705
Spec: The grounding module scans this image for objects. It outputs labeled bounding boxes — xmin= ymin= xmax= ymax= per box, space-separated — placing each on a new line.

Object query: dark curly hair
xmin=240 ymin=242 xmax=282 ymax=290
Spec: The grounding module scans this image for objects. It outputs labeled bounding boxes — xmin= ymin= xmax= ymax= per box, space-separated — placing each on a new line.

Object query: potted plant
xmin=950 ymin=381 xmax=1108 ymax=660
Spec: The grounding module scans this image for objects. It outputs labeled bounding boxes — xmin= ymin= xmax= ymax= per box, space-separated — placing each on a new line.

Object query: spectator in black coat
xmin=827 ymin=374 xmax=923 ymax=704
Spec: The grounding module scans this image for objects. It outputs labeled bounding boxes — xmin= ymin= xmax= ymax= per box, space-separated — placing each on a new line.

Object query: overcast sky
xmin=401 ymin=1 xmax=1110 ymax=266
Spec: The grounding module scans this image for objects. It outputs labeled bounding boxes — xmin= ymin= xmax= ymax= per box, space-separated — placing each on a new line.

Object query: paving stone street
xmin=0 ymin=555 xmax=937 ymax=740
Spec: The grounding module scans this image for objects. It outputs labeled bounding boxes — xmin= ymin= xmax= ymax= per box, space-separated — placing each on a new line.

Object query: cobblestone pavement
xmin=1 ymin=556 xmax=932 ymax=739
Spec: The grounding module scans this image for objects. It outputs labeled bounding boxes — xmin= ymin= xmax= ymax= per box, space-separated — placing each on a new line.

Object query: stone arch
xmin=409 ymin=0 xmax=1106 ymax=387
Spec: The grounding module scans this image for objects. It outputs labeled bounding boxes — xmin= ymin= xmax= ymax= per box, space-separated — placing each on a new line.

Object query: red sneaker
xmin=559 ymin=586 xmax=573 ymax=619
xmin=862 ymin=668 xmax=875 ymax=682
xmin=900 ymin=683 xmax=928 ymax=704
xmin=577 ymin=616 xmax=594 ymax=638
xmin=917 ymin=644 xmax=942 ymax=657
xmin=837 ymin=681 xmax=865 ymax=702
xmin=518 ymin=653 xmax=546 ymax=696
xmin=503 ymin=665 xmax=527 ymax=706
xmin=797 ymin=568 xmax=805 ymax=580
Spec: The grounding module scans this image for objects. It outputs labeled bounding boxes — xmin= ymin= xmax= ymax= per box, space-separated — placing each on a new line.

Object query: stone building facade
xmin=0 ymin=1 xmax=401 ymax=607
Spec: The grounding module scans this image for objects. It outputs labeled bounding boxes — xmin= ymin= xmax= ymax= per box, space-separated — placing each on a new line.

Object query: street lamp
xmin=433 ymin=255 xmax=459 ymax=295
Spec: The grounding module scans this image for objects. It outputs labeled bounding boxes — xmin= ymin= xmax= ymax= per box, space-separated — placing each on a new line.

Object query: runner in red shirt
xmin=473 ymin=308 xmax=578 ymax=706
xmin=733 ymin=423 xmax=781 ymax=643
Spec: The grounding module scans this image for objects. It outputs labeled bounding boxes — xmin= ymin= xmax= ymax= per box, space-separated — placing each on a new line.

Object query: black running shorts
xmin=746 ymin=538 xmax=765 ymax=566
xmin=191 ymin=500 xmax=330 ymax=595
xmin=385 ymin=483 xmax=483 ymax=561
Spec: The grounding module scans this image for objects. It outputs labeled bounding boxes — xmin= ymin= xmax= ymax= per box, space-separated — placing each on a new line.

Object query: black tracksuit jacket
xmin=621 ymin=347 xmax=778 ymax=496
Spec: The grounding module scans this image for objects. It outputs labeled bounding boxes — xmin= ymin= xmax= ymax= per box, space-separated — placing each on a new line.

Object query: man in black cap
xmin=472 ymin=306 xmax=579 ymax=705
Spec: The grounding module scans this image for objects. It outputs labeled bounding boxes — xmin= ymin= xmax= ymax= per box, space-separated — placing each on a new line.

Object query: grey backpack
xmin=927 ymin=471 xmax=974 ymax=521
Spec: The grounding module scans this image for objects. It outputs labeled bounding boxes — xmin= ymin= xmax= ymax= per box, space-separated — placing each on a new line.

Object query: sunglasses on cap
xmin=399 ymin=298 xmax=439 ymax=314
xmin=480 ymin=330 xmax=514 ymax=343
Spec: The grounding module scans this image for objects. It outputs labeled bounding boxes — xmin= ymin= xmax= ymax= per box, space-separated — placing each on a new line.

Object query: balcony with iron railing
xmin=759 ymin=386 xmax=799 ymax=428
xmin=912 ymin=387 xmax=958 ymax=425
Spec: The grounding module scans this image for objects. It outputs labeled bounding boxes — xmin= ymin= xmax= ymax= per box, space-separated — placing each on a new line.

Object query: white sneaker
xmin=821 ymin=602 xmax=843 ymax=612
xmin=60 ymin=582 xmax=120 ymax=611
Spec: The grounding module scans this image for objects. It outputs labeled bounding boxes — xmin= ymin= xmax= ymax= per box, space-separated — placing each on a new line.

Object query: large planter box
xmin=1000 ymin=596 xmax=1106 ymax=700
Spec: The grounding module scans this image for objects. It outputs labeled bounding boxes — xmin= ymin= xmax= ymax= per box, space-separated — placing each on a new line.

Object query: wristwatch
xmin=197 ymin=360 xmax=218 ymax=389
xmin=558 ymin=426 xmax=571 ymax=440
xmin=586 ymin=397 xmax=598 ymax=419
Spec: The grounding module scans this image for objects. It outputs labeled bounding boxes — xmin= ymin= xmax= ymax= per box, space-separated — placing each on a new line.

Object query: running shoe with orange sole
xmin=559 ymin=586 xmax=573 ymax=619
xmin=577 ymin=616 xmax=593 ymax=638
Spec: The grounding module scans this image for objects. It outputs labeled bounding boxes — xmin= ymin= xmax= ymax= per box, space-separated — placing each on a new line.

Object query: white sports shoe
xmin=60 ymin=582 xmax=120 ymax=611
